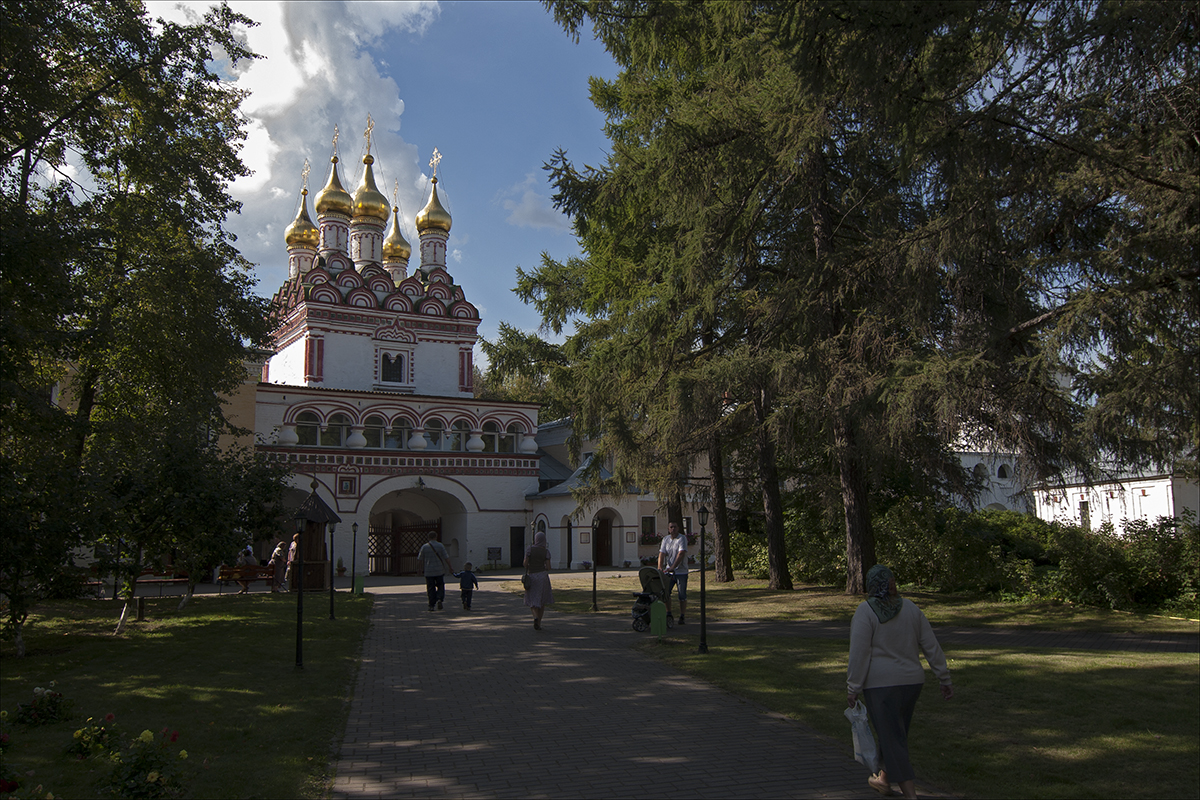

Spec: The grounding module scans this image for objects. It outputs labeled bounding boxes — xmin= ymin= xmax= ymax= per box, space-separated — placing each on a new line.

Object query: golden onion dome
xmin=284 ymin=189 xmax=320 ymax=249
xmin=353 ymin=154 xmax=389 ymax=222
xmin=382 ymin=205 xmax=412 ymax=261
xmin=314 ymin=156 xmax=353 ymax=217
xmin=415 ymin=176 xmax=452 ymax=233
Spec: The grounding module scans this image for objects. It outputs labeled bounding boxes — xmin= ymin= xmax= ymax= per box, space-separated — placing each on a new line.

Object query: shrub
xmin=15 ymin=685 xmax=72 ymax=726
xmin=98 ymin=728 xmax=188 ymax=799
xmin=66 ymin=714 xmax=121 ymax=760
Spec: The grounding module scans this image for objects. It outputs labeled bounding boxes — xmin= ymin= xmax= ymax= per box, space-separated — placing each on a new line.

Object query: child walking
xmin=454 ymin=563 xmax=480 ymax=610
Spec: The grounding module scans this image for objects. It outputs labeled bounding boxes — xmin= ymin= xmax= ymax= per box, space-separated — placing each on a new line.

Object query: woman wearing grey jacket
xmin=847 ymin=565 xmax=954 ymax=798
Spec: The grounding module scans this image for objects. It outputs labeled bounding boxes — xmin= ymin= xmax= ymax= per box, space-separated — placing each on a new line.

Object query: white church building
xmin=235 ymin=140 xmax=697 ymax=579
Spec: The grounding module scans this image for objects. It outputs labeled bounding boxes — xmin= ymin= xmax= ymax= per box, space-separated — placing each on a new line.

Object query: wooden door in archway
xmin=595 ymin=518 xmax=612 ymax=567
xmin=368 ymin=520 xmax=442 ymax=575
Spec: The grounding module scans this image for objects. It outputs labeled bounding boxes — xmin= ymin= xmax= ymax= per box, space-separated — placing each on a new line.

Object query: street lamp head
xmin=294 ymin=510 xmax=307 ymax=534
xmin=592 ymin=517 xmax=599 ymax=533
xmin=352 ymin=522 xmax=358 ymax=534
xmin=698 ymin=506 xmax=709 ymax=527
xmin=328 ymin=522 xmax=336 ymax=535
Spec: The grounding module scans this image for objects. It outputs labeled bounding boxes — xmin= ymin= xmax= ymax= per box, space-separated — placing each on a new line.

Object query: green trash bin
xmin=353 ymin=576 xmax=365 ymax=595
xmin=650 ymin=598 xmax=668 ymax=636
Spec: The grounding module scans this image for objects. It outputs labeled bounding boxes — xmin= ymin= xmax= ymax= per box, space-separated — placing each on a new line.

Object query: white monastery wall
xmin=1034 ymin=474 xmax=1199 ymax=532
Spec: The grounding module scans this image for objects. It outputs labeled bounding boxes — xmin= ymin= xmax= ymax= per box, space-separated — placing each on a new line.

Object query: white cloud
xmin=498 ymin=172 xmax=572 ymax=231
xmin=145 ymin=0 xmax=441 ymax=295
xmin=451 ymin=248 xmax=463 ymax=263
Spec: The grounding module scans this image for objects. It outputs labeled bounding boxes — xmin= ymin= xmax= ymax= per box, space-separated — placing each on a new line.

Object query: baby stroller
xmin=631 ymin=566 xmax=675 ymax=632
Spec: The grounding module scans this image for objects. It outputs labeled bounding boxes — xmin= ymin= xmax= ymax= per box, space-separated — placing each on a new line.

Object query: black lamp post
xmin=351 ymin=522 xmax=359 ymax=595
xmin=293 ymin=509 xmax=306 ymax=669
xmin=591 ymin=518 xmax=599 ymax=611
xmin=697 ymin=505 xmax=709 ymax=654
xmin=328 ymin=522 xmax=336 ymax=621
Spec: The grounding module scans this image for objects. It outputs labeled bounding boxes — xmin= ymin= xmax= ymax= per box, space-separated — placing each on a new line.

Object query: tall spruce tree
xmin=497 ymin=1 xmax=1196 ymax=592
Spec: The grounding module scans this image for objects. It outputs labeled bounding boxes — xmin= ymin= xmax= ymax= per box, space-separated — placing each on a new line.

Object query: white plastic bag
xmin=844 ymin=700 xmax=880 ymax=773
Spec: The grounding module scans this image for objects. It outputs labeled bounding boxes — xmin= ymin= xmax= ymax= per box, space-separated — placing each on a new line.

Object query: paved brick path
xmin=332 ymin=577 xmax=894 ymax=799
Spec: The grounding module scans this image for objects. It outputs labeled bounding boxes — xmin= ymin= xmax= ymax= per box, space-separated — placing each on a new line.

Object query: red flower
xmin=170 ymin=731 xmax=179 ymax=743
xmin=105 ymin=713 xmax=115 ymax=722
xmin=0 ymin=778 xmax=18 ymax=793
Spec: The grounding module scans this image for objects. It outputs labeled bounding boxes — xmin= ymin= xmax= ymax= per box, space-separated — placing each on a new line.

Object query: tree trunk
xmin=114 ymin=545 xmax=141 ymax=634
xmin=14 ymin=624 xmax=26 ymax=658
xmin=835 ymin=415 xmax=875 ymax=594
xmin=709 ymin=434 xmax=734 ymax=581
xmin=114 ymin=601 xmax=130 ymax=635
xmin=177 ymin=582 xmax=195 ymax=611
xmin=755 ymin=389 xmax=792 ymax=590
xmin=663 ymin=494 xmax=683 ymax=534
xmin=72 ymin=369 xmax=98 ymax=465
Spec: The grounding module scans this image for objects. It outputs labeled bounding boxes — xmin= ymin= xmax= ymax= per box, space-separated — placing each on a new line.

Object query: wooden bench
xmin=217 ymin=565 xmax=275 ymax=594
xmin=136 ymin=569 xmax=189 ymax=596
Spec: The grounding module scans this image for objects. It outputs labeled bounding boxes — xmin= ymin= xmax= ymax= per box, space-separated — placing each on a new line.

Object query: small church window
xmin=997 ymin=463 xmax=1011 ymax=479
xmin=386 ymin=418 xmax=413 ymax=449
xmin=363 ymin=415 xmax=385 ymax=448
xmin=424 ymin=419 xmax=445 ymax=450
xmin=449 ymin=420 xmax=471 ymax=451
xmin=503 ymin=423 xmax=524 ymax=453
xmin=321 ymin=413 xmax=351 ymax=447
xmin=381 ymin=353 xmax=405 ymax=383
xmin=481 ymin=421 xmax=501 ymax=453
xmin=296 ymin=412 xmax=319 ymax=446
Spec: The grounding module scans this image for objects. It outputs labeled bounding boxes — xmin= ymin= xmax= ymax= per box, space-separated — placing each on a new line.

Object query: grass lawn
xmin=535 ymin=572 xmax=1200 ymax=631
xmin=0 ymin=592 xmax=372 ymax=799
xmin=516 ymin=571 xmax=1200 ymax=799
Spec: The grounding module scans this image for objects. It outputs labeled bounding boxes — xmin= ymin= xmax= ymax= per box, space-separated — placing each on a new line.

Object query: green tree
xmin=1 ymin=0 xmax=279 ymax=639
xmin=507 ymin=0 xmax=1197 ymax=593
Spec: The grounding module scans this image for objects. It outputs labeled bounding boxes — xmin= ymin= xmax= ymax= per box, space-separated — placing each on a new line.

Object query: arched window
xmin=381 ymin=353 xmax=404 ymax=383
xmin=503 ymin=422 xmax=524 ymax=453
xmin=973 ymin=463 xmax=989 ymax=481
xmin=296 ymin=411 xmax=319 ymax=446
xmin=321 ymin=413 xmax=351 ymax=447
xmin=386 ymin=417 xmax=413 ymax=449
xmin=997 ymin=463 xmax=1011 ymax=480
xmin=449 ymin=420 xmax=471 ymax=451
xmin=363 ymin=415 xmax=386 ymax=448
xmin=424 ymin=419 xmax=445 ymax=450
xmin=481 ymin=421 xmax=501 ymax=453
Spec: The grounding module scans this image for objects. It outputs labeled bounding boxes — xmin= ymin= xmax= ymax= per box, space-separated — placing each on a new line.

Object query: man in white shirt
xmin=417 ymin=531 xmax=454 ymax=611
xmin=657 ymin=521 xmax=689 ymax=624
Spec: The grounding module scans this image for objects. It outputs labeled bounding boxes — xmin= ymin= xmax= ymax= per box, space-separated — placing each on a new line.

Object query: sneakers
xmin=437 ymin=601 xmax=443 ymax=610
xmin=428 ymin=605 xmax=436 ymax=612
xmin=678 ymin=615 xmax=686 ymax=625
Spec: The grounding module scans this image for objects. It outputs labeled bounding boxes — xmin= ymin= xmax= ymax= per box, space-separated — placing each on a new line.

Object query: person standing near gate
xmin=418 ymin=530 xmax=454 ymax=611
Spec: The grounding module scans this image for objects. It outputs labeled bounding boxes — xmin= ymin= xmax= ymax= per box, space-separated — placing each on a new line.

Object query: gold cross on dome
xmin=332 ymin=125 xmax=340 ymax=158
xmin=364 ymin=114 xmax=375 ymax=156
xmin=301 ymin=158 xmax=310 ymax=193
xmin=429 ymin=147 xmax=442 ymax=179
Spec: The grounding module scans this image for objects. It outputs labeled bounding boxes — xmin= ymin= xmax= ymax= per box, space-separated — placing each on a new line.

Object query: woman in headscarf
xmin=523 ymin=530 xmax=553 ymax=630
xmin=847 ymin=565 xmax=954 ymax=798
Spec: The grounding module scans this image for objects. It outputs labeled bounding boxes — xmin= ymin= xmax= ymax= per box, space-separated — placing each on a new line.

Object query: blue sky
xmin=149 ymin=0 xmax=618 ymax=360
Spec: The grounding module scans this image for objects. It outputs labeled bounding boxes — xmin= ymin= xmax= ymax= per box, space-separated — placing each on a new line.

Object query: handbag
xmin=844 ymin=700 xmax=880 ymax=773
xmin=521 ymin=572 xmax=531 ymax=590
